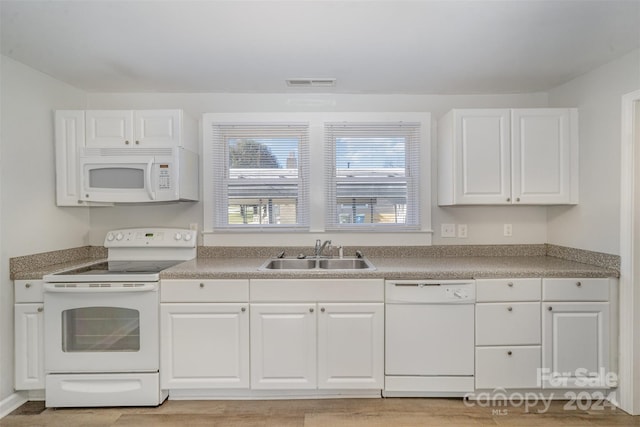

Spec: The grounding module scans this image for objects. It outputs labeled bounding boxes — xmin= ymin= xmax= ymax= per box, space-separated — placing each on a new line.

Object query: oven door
xmin=80 ymin=156 xmax=157 ymax=203
xmin=44 ymin=283 xmax=159 ymax=373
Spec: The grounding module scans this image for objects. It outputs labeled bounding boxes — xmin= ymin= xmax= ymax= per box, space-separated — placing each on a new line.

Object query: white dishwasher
xmin=384 ymin=280 xmax=475 ymax=397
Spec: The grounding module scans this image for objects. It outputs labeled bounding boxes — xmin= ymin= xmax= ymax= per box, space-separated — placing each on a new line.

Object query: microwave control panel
xmin=158 ymin=164 xmax=172 ymax=189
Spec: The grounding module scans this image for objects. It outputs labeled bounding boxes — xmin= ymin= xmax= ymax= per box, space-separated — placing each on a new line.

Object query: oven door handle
xmin=43 ymin=283 xmax=157 ymax=293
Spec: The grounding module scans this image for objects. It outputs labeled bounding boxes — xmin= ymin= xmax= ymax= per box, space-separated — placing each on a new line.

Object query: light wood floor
xmin=1 ymin=398 xmax=638 ymax=426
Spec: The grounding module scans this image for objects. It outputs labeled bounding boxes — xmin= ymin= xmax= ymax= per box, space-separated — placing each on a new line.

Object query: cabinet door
xmin=86 ymin=110 xmax=134 ymax=147
xmin=542 ymin=302 xmax=610 ymax=388
xmin=160 ymin=303 xmax=249 ymax=389
xmin=250 ymin=303 xmax=316 ymax=389
xmin=511 ymin=109 xmax=577 ymax=204
xmin=476 ymin=302 xmax=541 ymax=346
xmin=476 ymin=346 xmax=541 ymax=389
xmin=15 ymin=304 xmax=44 ymax=390
xmin=317 ymin=303 xmax=384 ymax=389
xmin=134 ymin=110 xmax=182 ymax=147
xmin=55 ymin=110 xmax=86 ymax=206
xmin=453 ymin=109 xmax=512 ymax=204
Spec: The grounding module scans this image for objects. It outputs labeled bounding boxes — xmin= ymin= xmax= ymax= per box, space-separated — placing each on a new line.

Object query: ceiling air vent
xmin=286 ymin=78 xmax=336 ymax=88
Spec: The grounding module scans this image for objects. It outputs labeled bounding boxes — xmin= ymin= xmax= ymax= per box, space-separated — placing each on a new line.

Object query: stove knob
xmin=184 ymin=233 xmax=192 ymax=241
xmin=453 ymin=290 xmax=465 ymax=299
xmin=174 ymin=232 xmax=183 ymax=240
xmin=106 ymin=233 xmax=115 ymax=242
xmin=115 ymin=233 xmax=124 ymax=241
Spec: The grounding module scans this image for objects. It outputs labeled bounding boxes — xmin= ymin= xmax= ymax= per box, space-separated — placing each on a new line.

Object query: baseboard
xmin=0 ymin=391 xmax=27 ymax=419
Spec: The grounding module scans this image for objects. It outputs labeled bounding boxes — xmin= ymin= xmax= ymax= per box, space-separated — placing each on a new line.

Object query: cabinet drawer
xmin=476 ymin=302 xmax=540 ymax=345
xmin=476 ymin=278 xmax=541 ymax=302
xmin=15 ymin=280 xmax=44 ymax=303
xmin=542 ymin=278 xmax=609 ymax=301
xmin=161 ymin=279 xmax=249 ymax=302
xmin=476 ymin=346 xmax=541 ymax=389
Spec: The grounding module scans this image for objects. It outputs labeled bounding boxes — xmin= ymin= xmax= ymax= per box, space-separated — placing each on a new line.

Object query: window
xmin=210 ymin=122 xmax=309 ymax=230
xmin=324 ymin=122 xmax=421 ymax=231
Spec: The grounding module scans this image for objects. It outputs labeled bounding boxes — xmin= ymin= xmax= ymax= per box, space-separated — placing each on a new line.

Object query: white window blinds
xmin=324 ymin=122 xmax=421 ymax=231
xmin=211 ymin=122 xmax=310 ymax=230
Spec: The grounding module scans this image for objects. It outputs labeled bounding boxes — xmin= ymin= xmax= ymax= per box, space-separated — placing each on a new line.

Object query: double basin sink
xmin=259 ymin=256 xmax=375 ymax=271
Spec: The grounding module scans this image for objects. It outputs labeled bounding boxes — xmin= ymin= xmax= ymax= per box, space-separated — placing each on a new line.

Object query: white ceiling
xmin=1 ymin=0 xmax=639 ymax=94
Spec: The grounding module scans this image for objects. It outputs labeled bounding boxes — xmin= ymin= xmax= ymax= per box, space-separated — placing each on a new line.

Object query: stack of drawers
xmin=475 ymin=278 xmax=542 ymax=389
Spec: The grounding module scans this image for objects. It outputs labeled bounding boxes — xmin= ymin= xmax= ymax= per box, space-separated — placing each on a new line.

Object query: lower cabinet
xmin=541 ymin=301 xmax=610 ymax=388
xmin=14 ymin=303 xmax=45 ymax=390
xmin=160 ymin=279 xmax=250 ymax=390
xmin=160 ymin=303 xmax=249 ymax=389
xmin=250 ymin=302 xmax=384 ymax=390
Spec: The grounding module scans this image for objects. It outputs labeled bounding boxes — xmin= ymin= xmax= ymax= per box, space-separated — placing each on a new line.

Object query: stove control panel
xmin=104 ymin=228 xmax=196 ymax=248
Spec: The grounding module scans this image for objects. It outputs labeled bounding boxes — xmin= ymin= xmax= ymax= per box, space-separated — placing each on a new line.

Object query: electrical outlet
xmin=189 ymin=223 xmax=198 ymax=231
xmin=504 ymin=224 xmax=513 ymax=237
xmin=441 ymin=223 xmax=456 ymax=238
xmin=458 ymin=224 xmax=468 ymax=238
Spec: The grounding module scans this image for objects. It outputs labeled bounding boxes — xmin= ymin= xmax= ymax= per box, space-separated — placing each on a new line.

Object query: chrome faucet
xmin=314 ymin=239 xmax=332 ymax=257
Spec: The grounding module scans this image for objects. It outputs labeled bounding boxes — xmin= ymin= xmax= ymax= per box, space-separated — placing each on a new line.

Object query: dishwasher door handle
xmin=394 ymin=283 xmax=442 ymax=287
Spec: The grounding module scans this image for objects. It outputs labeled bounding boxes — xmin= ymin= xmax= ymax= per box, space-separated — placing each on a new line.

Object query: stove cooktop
xmin=45 ymin=260 xmax=185 ymax=283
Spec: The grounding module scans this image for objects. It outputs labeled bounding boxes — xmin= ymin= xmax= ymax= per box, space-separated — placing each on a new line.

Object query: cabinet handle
xmin=309 ymin=308 xmax=314 ymax=313
xmin=37 ymin=307 xmax=43 ymax=313
xmin=321 ymin=307 xmax=325 ymax=313
xmin=548 ymin=306 xmax=553 ymax=311
xmin=507 ymin=306 xmax=513 ymax=312
xmin=576 ymin=281 xmax=582 ymax=287
xmin=241 ymin=307 xmax=246 ymax=312
xmin=507 ymin=282 xmax=513 ymax=287
xmin=199 ymin=283 xmax=204 ymax=288
xmin=125 ymin=140 xmax=130 ymax=145
xmin=516 ymin=197 xmax=521 ymax=202
xmin=506 ymin=198 xmax=511 ymax=202
xmin=25 ymin=283 xmax=31 ymax=288
xmin=507 ymin=350 xmax=512 ymax=356
xmin=135 ymin=140 xmax=140 ymax=145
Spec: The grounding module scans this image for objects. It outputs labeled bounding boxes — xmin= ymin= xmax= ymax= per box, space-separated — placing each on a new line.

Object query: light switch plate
xmin=441 ymin=223 xmax=456 ymax=238
xmin=458 ymin=224 xmax=468 ymax=238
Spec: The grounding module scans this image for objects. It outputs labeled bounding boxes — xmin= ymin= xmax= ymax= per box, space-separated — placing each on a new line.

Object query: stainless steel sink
xmin=259 ymin=256 xmax=375 ymax=271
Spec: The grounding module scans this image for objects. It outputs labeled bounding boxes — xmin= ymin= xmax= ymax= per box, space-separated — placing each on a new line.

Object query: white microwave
xmin=79 ymin=147 xmax=198 ymax=203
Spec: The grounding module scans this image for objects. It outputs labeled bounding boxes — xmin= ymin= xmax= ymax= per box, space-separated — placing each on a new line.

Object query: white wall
xmin=547 ymin=49 xmax=640 ymax=255
xmin=86 ymin=92 xmax=549 ymax=246
xmin=0 ymin=56 xmax=89 ymax=401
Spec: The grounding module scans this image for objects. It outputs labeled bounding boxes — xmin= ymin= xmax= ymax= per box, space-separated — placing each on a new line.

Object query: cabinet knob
xmin=321 ymin=307 xmax=325 ymax=313
xmin=125 ymin=140 xmax=130 ymax=145
xmin=309 ymin=308 xmax=314 ymax=313
xmin=37 ymin=307 xmax=43 ymax=313
xmin=507 ymin=306 xmax=513 ymax=312
xmin=516 ymin=197 xmax=521 ymax=202
xmin=199 ymin=283 xmax=204 ymax=288
xmin=576 ymin=281 xmax=582 ymax=287
xmin=135 ymin=140 xmax=140 ymax=145
xmin=241 ymin=307 xmax=246 ymax=312
xmin=25 ymin=283 xmax=31 ymax=288
xmin=506 ymin=198 xmax=511 ymax=202
xmin=507 ymin=350 xmax=512 ymax=356
xmin=507 ymin=282 xmax=513 ymax=287
xmin=548 ymin=306 xmax=553 ymax=311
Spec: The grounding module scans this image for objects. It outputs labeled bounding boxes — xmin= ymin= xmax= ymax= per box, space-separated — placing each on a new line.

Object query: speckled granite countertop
xmin=10 ymin=244 xmax=619 ymax=281
xmin=159 ymin=255 xmax=617 ymax=280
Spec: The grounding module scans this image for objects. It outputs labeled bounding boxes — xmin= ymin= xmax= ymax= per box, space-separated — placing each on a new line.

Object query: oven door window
xmin=61 ymin=307 xmax=140 ymax=352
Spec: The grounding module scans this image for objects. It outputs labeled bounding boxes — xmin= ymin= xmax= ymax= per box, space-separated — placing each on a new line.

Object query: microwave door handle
xmin=145 ymin=159 xmax=156 ymax=200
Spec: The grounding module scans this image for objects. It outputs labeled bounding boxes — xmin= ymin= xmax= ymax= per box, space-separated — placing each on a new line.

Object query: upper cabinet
xmin=85 ymin=110 xmax=182 ymax=148
xmin=438 ymin=108 xmax=578 ymax=206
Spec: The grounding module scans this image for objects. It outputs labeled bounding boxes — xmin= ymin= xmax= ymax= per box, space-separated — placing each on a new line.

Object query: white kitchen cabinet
xmin=160 ymin=279 xmax=250 ymax=390
xmin=317 ymin=303 xmax=384 ymax=389
xmin=475 ymin=278 xmax=542 ymax=390
xmin=438 ymin=108 xmax=578 ymax=205
xmin=541 ymin=278 xmax=614 ymax=389
xmin=85 ymin=110 xmax=182 ymax=148
xmin=160 ymin=303 xmax=249 ymax=389
xmin=55 ymin=110 xmax=94 ymax=206
xmin=14 ymin=279 xmax=45 ymax=390
xmin=250 ymin=303 xmax=317 ymax=390
xmin=542 ymin=302 xmax=610 ymax=389
xmin=249 ymin=278 xmax=384 ymax=392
